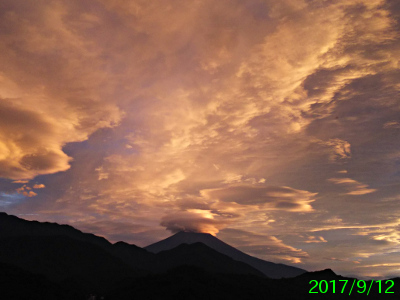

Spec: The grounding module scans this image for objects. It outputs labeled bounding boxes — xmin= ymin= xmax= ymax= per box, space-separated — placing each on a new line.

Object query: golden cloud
xmin=202 ymin=184 xmax=316 ymax=212
xmin=328 ymin=177 xmax=377 ymax=195
xmin=160 ymin=211 xmax=229 ymax=236
xmin=33 ymin=184 xmax=45 ymax=189
xmin=1 ymin=0 xmax=399 ymax=278
xmin=218 ymin=228 xmax=309 ymax=263
xmin=16 ymin=185 xmax=38 ymax=197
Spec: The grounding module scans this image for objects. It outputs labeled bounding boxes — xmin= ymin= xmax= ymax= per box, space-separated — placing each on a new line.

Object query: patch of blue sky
xmin=0 ymin=192 xmax=25 ymax=207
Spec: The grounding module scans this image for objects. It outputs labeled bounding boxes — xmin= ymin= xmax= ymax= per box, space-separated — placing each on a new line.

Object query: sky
xmin=0 ymin=0 xmax=400 ymax=279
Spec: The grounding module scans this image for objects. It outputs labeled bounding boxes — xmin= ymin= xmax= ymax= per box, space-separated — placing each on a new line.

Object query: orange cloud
xmin=1 ymin=0 xmax=399 ymax=278
xmin=202 ymin=184 xmax=316 ymax=212
xmin=328 ymin=178 xmax=377 ymax=195
xmin=218 ymin=228 xmax=309 ymax=263
xmin=384 ymin=121 xmax=400 ymax=129
xmin=304 ymin=235 xmax=327 ymax=244
xmin=16 ymin=185 xmax=38 ymax=197
xmin=160 ymin=211 xmax=228 ymax=236
xmin=323 ymin=139 xmax=351 ymax=161
xmin=0 ymin=2 xmax=123 ymax=180
xmin=33 ymin=184 xmax=45 ymax=189
xmin=22 ymin=191 xmax=37 ymax=197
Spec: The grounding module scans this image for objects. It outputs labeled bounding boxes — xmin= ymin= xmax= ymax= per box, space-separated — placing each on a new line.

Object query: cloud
xmin=324 ymin=257 xmax=360 ymax=264
xmin=323 ymin=139 xmax=351 ymax=161
xmin=16 ymin=185 xmax=37 ymax=198
xmin=328 ymin=177 xmax=377 ymax=195
xmin=217 ymin=228 xmax=309 ymax=263
xmin=0 ymin=0 xmax=399 ymax=278
xmin=0 ymin=101 xmax=70 ymax=179
xmin=95 ymin=166 xmax=109 ymax=180
xmin=71 ymin=219 xmax=159 ymax=246
xmin=160 ymin=211 xmax=228 ymax=236
xmin=33 ymin=184 xmax=45 ymax=189
xmin=384 ymin=121 xmax=400 ymax=129
xmin=0 ymin=1 xmax=123 ymax=180
xmin=15 ymin=183 xmax=44 ymax=196
xmin=23 ymin=191 xmax=37 ymax=197
xmin=303 ymin=235 xmax=327 ymax=244
xmin=202 ymin=184 xmax=316 ymax=212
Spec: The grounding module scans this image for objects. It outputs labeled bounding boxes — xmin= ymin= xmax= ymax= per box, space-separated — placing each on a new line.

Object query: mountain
xmin=0 ymin=213 xmax=265 ymax=284
xmin=0 ymin=262 xmax=84 ymax=300
xmin=147 ymin=242 xmax=263 ymax=276
xmin=106 ymin=265 xmax=274 ymax=300
xmin=0 ymin=212 xmax=302 ymax=279
xmin=145 ymin=231 xmax=306 ymax=278
xmin=2 ymin=212 xmax=399 ymax=299
xmin=0 ymin=212 xmax=153 ymax=269
xmin=107 ymin=265 xmax=400 ymax=300
xmin=0 ymin=234 xmax=141 ymax=293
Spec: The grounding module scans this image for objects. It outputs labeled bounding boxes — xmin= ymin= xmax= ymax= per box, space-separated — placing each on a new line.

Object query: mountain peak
xmin=172 ymin=231 xmax=216 ymax=238
xmin=175 ymin=230 xmax=213 ymax=236
xmin=145 ymin=230 xmax=307 ymax=278
xmin=145 ymin=230 xmax=226 ymax=254
xmin=296 ymin=268 xmax=337 ymax=280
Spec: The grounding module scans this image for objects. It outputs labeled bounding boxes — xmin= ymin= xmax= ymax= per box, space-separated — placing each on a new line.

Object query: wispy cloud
xmin=328 ymin=178 xmax=377 ymax=195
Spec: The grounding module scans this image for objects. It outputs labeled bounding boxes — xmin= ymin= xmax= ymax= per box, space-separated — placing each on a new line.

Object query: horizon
xmin=2 ymin=211 xmax=395 ymax=281
xmin=0 ymin=211 xmax=394 ymax=280
xmin=0 ymin=211 xmax=340 ymax=279
xmin=1 ymin=0 xmax=400 ymax=279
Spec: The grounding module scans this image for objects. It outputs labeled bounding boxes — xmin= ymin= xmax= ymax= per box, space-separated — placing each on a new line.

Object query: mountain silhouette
xmin=147 ymin=242 xmax=263 ymax=276
xmin=3 ymin=212 xmax=398 ymax=299
xmin=0 ymin=212 xmax=302 ymax=278
xmin=0 ymin=212 xmax=153 ymax=269
xmin=0 ymin=235 xmax=140 ymax=292
xmin=0 ymin=213 xmax=264 ymax=293
xmin=0 ymin=261 xmax=84 ymax=300
xmin=145 ymin=231 xmax=306 ymax=278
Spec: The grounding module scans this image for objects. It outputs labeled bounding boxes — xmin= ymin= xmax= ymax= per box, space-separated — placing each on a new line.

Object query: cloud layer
xmin=0 ymin=0 xmax=399 ymax=278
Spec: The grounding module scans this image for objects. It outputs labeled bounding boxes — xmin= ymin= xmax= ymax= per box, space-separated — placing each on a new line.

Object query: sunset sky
xmin=1 ymin=0 xmax=400 ymax=278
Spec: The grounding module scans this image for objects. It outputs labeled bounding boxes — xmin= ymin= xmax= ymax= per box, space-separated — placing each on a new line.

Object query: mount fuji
xmin=145 ymin=231 xmax=306 ymax=278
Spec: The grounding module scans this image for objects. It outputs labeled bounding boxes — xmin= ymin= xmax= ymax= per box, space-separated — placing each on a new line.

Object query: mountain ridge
xmin=2 ymin=212 xmax=400 ymax=299
xmin=147 ymin=242 xmax=264 ymax=276
xmin=0 ymin=213 xmax=266 ymax=282
xmin=0 ymin=212 xmax=153 ymax=269
xmin=145 ymin=231 xmax=306 ymax=278
xmin=1 ymin=212 xmax=305 ymax=279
